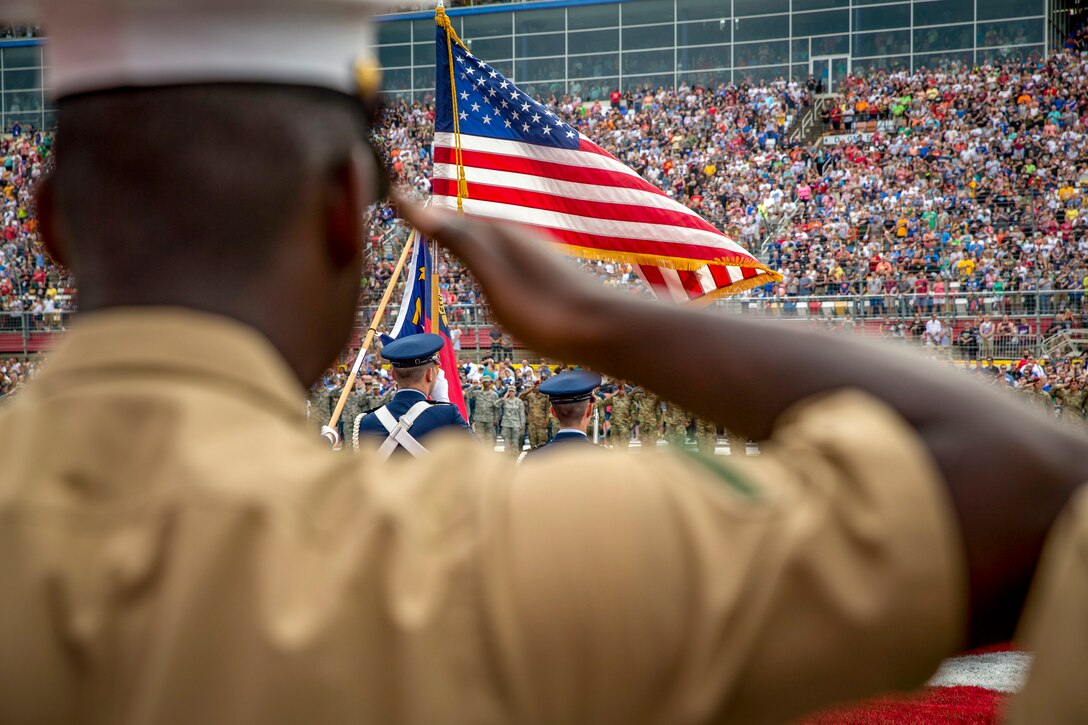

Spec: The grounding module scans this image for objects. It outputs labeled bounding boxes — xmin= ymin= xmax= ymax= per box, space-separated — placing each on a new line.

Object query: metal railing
xmin=3 ymin=289 xmax=1085 ymax=360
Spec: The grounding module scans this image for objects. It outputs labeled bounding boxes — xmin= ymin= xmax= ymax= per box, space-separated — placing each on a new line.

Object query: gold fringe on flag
xmin=549 ymin=241 xmax=783 ymax=278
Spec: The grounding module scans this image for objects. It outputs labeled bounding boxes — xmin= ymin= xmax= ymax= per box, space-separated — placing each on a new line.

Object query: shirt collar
xmin=34 ymin=307 xmax=307 ymax=421
xmin=556 ymin=428 xmax=588 ymax=438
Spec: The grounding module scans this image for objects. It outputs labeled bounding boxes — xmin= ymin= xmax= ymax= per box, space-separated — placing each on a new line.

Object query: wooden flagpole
xmin=321 ymin=229 xmax=417 ymax=447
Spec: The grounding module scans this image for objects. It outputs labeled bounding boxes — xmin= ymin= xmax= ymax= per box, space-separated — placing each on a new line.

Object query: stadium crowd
xmin=7 ymin=30 xmax=1088 ymax=413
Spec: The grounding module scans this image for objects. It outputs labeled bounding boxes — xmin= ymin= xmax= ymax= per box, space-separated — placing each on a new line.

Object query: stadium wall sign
xmin=822 ymin=132 xmax=875 ymax=146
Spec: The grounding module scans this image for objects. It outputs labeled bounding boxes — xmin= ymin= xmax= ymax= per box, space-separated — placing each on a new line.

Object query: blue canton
xmin=435 ymin=28 xmax=580 ymax=150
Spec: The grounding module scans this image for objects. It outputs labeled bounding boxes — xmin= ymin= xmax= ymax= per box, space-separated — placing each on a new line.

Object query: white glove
xmin=320 ymin=425 xmax=341 ymax=449
xmin=432 ymin=367 xmax=451 ymax=403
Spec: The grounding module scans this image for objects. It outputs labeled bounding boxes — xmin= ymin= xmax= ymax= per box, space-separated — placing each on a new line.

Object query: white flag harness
xmin=353 ymin=400 xmax=433 ymax=460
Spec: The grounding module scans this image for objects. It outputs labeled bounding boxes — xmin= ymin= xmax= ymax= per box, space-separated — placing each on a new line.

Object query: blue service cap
xmin=539 ymin=370 xmax=601 ymax=404
xmin=381 ymin=333 xmax=444 ymax=368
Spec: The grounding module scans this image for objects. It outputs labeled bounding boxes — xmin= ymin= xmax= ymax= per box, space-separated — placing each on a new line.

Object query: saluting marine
xmin=354 ymin=334 xmax=470 ymax=458
xmin=8 ymin=0 xmax=1088 ymax=722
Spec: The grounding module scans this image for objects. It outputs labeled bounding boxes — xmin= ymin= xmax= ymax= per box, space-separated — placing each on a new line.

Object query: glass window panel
xmin=912 ymin=49 xmax=973 ymax=72
xmin=413 ymin=66 xmax=435 ymax=89
xmin=978 ymin=0 xmax=1043 ymax=20
xmin=680 ymin=69 xmax=731 ymax=88
xmin=677 ymin=0 xmax=728 ymax=22
xmin=738 ymin=65 xmax=789 ymax=84
xmin=568 ymin=77 xmax=617 ymax=101
xmin=519 ymin=81 xmax=566 ymax=102
xmin=462 ymin=12 xmax=512 ymax=38
xmin=568 ymin=3 xmax=619 ymax=29
xmin=570 ymin=28 xmax=618 ymax=52
xmin=977 ymin=19 xmax=1044 ymax=48
xmin=792 ymin=39 xmax=809 ymax=63
xmin=515 ymin=8 xmax=565 ymax=34
xmin=622 ymin=0 xmax=675 ymax=26
xmin=378 ymin=21 xmax=411 ymax=45
xmin=853 ymin=30 xmax=910 ymax=57
xmin=568 ymin=52 xmax=619 ymax=78
xmin=792 ymin=10 xmax=848 ymax=37
xmin=623 ymin=48 xmax=674 ymax=75
xmin=412 ymin=17 xmax=443 ymax=42
xmin=734 ymin=0 xmax=788 ymax=16
xmin=5 ymin=113 xmax=42 ymax=132
xmin=811 ymin=34 xmax=849 ymax=55
xmin=382 ymin=67 xmax=413 ymax=90
xmin=517 ymin=32 xmax=565 ymax=58
xmin=378 ymin=44 xmax=411 ymax=69
xmin=852 ymin=3 xmax=910 ymax=31
xmin=734 ymin=40 xmax=789 ymax=67
xmin=791 ymin=64 xmax=809 ymax=81
xmin=793 ymin=0 xmax=848 ymax=9
xmin=851 ymin=55 xmax=909 ymax=75
xmin=978 ymin=44 xmax=1044 ymax=65
xmin=733 ymin=14 xmax=788 ymax=42
xmin=380 ymin=90 xmax=413 ymax=104
xmin=913 ymin=0 xmax=973 ymax=26
xmin=3 ymin=68 xmax=41 ymax=90
xmin=412 ymin=42 xmax=433 ymax=66
xmin=622 ymin=24 xmax=675 ymax=50
xmin=913 ymin=23 xmax=973 ymax=53
xmin=467 ymin=36 xmax=512 ymax=60
xmin=413 ymin=90 xmax=437 ymax=105
xmin=677 ymin=19 xmax=730 ymax=46
xmin=624 ymin=73 xmax=674 ymax=92
xmin=3 ymin=91 xmax=42 ymax=113
xmin=852 ymin=0 xmax=903 ymax=4
xmin=43 ymin=111 xmax=57 ymax=130
xmin=490 ymin=61 xmax=514 ymax=78
xmin=2 ymin=46 xmax=41 ymax=69
xmin=678 ymin=44 xmax=730 ymax=70
xmin=515 ymin=57 xmax=565 ymax=82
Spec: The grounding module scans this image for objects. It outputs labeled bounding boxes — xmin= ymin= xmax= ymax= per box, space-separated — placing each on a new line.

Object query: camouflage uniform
xmin=633 ymin=388 xmax=663 ymax=452
xmin=1021 ymin=385 xmax=1056 ymax=417
xmin=339 ymin=387 xmax=367 ymax=449
xmin=663 ymin=401 xmax=691 ymax=450
xmin=498 ymin=393 xmax=527 ymax=459
xmin=695 ymin=416 xmax=718 ymax=455
xmin=467 ymin=383 xmax=501 ymax=448
xmin=607 ymin=388 xmax=635 ymax=449
xmin=1055 ymin=386 xmax=1087 ymax=427
xmin=307 ymin=386 xmax=334 ymax=435
xmin=520 ymin=385 xmax=552 ymax=449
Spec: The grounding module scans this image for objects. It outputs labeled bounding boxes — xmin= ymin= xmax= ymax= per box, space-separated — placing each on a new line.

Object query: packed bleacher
xmin=8 ymin=30 xmax=1088 ymax=409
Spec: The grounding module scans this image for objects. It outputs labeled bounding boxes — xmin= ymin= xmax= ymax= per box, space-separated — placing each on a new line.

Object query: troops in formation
xmin=318 ymin=357 xmax=757 ymax=457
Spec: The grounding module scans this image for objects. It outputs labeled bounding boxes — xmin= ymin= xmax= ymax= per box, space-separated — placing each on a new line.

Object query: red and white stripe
xmin=432 ymin=132 xmax=779 ymax=302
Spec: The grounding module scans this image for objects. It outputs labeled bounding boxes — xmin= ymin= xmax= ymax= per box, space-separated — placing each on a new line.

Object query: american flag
xmin=430 ymin=23 xmax=781 ymax=302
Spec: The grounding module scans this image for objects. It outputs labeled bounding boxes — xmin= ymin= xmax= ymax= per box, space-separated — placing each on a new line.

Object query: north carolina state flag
xmin=388 ymin=236 xmax=468 ymax=419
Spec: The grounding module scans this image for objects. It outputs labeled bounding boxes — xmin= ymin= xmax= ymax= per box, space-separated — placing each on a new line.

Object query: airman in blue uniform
xmin=523 ymin=370 xmax=602 ymax=461
xmin=354 ymin=334 xmax=470 ymax=458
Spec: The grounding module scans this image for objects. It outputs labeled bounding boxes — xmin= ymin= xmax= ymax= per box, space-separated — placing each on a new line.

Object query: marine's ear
xmin=35 ymin=172 xmax=70 ymax=269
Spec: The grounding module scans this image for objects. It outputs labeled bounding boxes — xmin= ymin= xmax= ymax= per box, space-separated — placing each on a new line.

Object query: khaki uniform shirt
xmin=0 ymin=309 xmax=965 ymax=725
xmin=1009 ymin=485 xmax=1088 ymax=723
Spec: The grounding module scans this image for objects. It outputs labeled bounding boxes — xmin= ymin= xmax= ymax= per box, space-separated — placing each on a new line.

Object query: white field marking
xmin=927 ymin=652 xmax=1032 ymax=693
